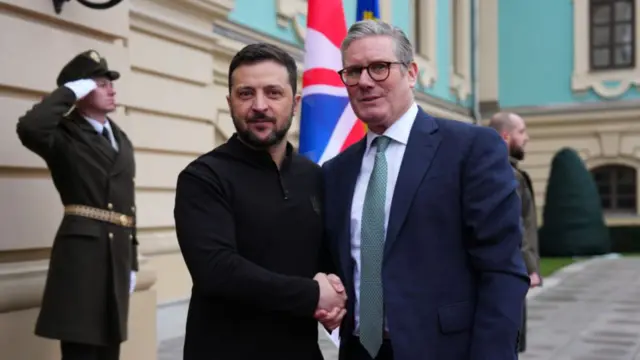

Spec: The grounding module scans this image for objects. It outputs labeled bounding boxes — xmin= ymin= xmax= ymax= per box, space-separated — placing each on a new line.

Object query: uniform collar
xmin=84 ymin=116 xmax=112 ymax=134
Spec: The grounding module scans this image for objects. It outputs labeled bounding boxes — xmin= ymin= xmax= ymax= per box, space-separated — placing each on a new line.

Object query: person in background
xmin=16 ymin=49 xmax=138 ymax=360
xmin=322 ymin=19 xmax=530 ymax=360
xmin=489 ymin=111 xmax=541 ymax=353
xmin=173 ymin=42 xmax=346 ymax=360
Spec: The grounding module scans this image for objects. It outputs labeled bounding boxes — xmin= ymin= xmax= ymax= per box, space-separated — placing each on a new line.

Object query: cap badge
xmin=89 ymin=51 xmax=101 ymax=63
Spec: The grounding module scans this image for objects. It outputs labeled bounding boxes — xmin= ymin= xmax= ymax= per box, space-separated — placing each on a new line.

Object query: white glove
xmin=130 ymin=271 xmax=137 ymax=294
xmin=64 ymin=79 xmax=97 ymax=100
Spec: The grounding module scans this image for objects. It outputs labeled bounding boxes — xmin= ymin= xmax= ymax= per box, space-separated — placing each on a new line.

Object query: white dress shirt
xmin=85 ymin=116 xmax=118 ymax=151
xmin=350 ymin=102 xmax=418 ymax=333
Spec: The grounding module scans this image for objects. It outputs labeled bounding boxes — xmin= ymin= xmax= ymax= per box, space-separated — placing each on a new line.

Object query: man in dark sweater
xmin=173 ymin=43 xmax=346 ymax=360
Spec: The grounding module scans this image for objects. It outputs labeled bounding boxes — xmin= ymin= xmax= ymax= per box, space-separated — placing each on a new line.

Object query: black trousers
xmin=344 ymin=337 xmax=393 ymax=360
xmin=60 ymin=341 xmax=120 ymax=360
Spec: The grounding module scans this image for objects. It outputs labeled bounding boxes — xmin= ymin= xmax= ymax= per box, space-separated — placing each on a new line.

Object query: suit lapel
xmin=336 ymin=139 xmax=366 ymax=285
xmin=384 ymin=109 xmax=442 ymax=257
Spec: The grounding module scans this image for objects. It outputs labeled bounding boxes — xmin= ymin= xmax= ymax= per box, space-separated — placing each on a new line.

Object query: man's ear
xmin=500 ymin=131 xmax=510 ymax=142
xmin=293 ymin=93 xmax=301 ymax=113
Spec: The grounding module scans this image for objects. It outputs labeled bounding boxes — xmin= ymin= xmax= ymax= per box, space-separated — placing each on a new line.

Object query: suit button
xmin=109 ymin=232 xmax=114 ymax=240
xmin=131 ymin=206 xmax=135 ymax=212
xmin=107 ymin=203 xmax=113 ymax=210
xmin=129 ymin=234 xmax=133 ymax=240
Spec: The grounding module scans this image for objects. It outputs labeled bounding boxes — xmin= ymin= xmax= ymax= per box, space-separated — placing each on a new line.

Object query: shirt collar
xmin=365 ymin=102 xmax=418 ymax=153
xmin=84 ymin=116 xmax=112 ymax=134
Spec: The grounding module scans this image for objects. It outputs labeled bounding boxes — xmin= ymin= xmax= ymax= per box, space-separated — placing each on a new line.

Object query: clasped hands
xmin=313 ymin=272 xmax=347 ymax=331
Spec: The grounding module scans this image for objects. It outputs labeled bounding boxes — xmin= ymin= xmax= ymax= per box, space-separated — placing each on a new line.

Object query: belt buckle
xmin=119 ymin=214 xmax=128 ymax=226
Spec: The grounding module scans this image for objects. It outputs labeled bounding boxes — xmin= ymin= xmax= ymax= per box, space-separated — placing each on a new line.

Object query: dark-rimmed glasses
xmin=337 ymin=61 xmax=407 ymax=86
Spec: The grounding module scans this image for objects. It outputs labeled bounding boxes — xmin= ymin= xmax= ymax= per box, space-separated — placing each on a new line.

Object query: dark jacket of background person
xmin=511 ymin=157 xmax=540 ymax=275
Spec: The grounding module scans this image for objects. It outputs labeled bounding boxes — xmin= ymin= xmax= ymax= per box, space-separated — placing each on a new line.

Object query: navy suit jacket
xmin=321 ymin=108 xmax=530 ymax=360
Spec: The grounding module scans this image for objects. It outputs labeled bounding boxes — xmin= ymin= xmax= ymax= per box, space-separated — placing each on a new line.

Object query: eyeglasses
xmin=337 ymin=61 xmax=407 ymax=86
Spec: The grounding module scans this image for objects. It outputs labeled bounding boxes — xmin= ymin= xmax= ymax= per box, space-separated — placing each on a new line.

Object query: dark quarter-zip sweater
xmin=174 ymin=133 xmax=334 ymax=360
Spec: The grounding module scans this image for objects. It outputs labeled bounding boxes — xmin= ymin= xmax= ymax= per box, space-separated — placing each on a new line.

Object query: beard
xmin=232 ymin=109 xmax=294 ymax=149
xmin=510 ymin=145 xmax=525 ymax=161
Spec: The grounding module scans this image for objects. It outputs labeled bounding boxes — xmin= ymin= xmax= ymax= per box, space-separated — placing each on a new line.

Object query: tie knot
xmin=373 ymin=136 xmax=391 ymax=153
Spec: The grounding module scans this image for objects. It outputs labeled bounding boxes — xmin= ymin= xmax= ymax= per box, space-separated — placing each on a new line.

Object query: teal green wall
xmin=498 ymin=0 xmax=640 ymax=108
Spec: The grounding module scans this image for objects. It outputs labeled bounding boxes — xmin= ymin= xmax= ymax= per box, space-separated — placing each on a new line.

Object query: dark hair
xmin=228 ymin=43 xmax=298 ymax=94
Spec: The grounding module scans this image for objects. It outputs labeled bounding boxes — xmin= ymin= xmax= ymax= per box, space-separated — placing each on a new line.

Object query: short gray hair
xmin=340 ymin=19 xmax=414 ymax=65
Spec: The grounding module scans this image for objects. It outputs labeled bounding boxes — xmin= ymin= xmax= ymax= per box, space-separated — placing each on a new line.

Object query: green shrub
xmin=539 ymin=147 xmax=611 ymax=256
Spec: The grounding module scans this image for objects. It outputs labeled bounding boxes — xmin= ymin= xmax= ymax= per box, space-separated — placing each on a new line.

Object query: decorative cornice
xmin=450 ymin=71 xmax=471 ymax=101
xmin=497 ymin=98 xmax=640 ymax=121
xmin=275 ymin=0 xmax=307 ymax=42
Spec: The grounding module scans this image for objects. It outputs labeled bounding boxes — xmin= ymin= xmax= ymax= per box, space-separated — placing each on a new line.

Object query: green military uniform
xmin=16 ymin=50 xmax=138 ymax=359
xmin=511 ymin=157 xmax=539 ymax=353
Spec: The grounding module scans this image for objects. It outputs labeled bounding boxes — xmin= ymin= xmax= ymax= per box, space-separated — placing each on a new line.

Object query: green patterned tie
xmin=360 ymin=135 xmax=391 ymax=358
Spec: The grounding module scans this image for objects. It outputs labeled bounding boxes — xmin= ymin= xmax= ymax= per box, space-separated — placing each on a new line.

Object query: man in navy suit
xmin=321 ymin=19 xmax=530 ymax=360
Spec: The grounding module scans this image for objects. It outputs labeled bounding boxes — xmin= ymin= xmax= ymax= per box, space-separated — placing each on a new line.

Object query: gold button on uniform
xmin=129 ymin=234 xmax=133 ymax=240
xmin=109 ymin=232 xmax=114 ymax=240
xmin=107 ymin=203 xmax=113 ymax=210
xmin=131 ymin=206 xmax=135 ymax=212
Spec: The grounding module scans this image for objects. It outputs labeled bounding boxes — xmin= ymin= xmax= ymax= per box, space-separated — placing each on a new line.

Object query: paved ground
xmin=158 ymin=256 xmax=640 ymax=360
xmin=521 ymin=256 xmax=640 ymax=360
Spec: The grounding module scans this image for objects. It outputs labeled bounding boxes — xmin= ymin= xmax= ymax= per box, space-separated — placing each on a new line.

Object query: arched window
xmin=591 ymin=164 xmax=637 ymax=213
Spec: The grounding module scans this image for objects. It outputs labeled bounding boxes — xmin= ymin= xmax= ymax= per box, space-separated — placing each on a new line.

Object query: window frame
xmin=591 ymin=164 xmax=638 ymax=214
xmin=589 ymin=0 xmax=636 ymax=71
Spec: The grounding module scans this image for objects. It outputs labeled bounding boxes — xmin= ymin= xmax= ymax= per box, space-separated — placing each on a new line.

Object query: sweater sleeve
xmin=173 ymin=162 xmax=320 ymax=318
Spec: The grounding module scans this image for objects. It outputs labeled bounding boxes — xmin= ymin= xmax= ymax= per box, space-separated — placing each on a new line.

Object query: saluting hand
xmin=64 ymin=78 xmax=97 ymax=100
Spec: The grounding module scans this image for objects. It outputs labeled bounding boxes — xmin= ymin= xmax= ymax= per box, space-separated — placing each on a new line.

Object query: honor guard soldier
xmin=16 ymin=49 xmax=138 ymax=360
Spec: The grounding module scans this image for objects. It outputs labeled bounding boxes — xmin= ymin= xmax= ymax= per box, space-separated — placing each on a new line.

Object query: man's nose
xmin=252 ymin=93 xmax=268 ymax=112
xmin=357 ymin=69 xmax=375 ymax=88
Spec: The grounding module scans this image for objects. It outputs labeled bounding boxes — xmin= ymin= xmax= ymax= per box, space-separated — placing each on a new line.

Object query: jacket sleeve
xmin=16 ymin=86 xmax=77 ymax=160
xmin=317 ymin=173 xmax=338 ymax=276
xmin=462 ymin=127 xmax=530 ymax=359
xmin=173 ymin=162 xmax=320 ymax=318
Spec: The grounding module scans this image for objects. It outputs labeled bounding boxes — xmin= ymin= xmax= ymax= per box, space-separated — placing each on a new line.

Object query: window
xmin=590 ymin=0 xmax=635 ymax=70
xmin=591 ymin=165 xmax=637 ymax=214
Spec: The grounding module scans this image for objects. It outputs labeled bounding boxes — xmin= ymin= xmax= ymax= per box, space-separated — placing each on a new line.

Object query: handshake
xmin=313 ymin=272 xmax=347 ymax=331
